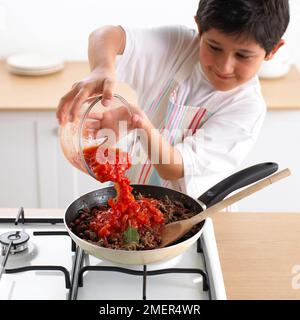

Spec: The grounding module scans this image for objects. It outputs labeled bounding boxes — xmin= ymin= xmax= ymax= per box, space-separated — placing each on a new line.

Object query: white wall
xmin=0 ymin=0 xmax=197 ymax=60
xmin=0 ymin=0 xmax=300 ymax=67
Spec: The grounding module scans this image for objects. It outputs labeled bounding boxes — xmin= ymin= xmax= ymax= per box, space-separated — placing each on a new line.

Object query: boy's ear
xmin=265 ymin=39 xmax=285 ymax=61
xmin=194 ymin=16 xmax=201 ymax=33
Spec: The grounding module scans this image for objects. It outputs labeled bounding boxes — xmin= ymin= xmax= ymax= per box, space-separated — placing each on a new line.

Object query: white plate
xmin=7 ymin=64 xmax=64 ymax=76
xmin=258 ymin=61 xmax=291 ymax=79
xmin=6 ymin=53 xmax=64 ymax=75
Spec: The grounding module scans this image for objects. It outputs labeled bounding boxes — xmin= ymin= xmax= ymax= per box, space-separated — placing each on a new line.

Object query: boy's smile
xmin=198 ymin=28 xmax=272 ymax=91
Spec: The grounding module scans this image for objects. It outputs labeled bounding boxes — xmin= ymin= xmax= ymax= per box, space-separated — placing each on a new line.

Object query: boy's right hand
xmin=56 ymin=67 xmax=116 ymax=124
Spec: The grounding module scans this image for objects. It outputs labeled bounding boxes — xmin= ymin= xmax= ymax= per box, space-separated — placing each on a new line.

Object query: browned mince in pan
xmin=69 ymin=194 xmax=200 ymax=250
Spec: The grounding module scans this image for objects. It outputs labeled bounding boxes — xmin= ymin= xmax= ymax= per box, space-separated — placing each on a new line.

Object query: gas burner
xmin=0 ymin=231 xmax=30 ymax=255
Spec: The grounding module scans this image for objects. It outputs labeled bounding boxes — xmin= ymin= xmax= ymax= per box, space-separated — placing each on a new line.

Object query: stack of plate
xmin=6 ymin=53 xmax=64 ymax=76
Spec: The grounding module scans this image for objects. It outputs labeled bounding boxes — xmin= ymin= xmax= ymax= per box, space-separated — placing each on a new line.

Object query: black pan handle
xmin=197 ymin=162 xmax=278 ymax=208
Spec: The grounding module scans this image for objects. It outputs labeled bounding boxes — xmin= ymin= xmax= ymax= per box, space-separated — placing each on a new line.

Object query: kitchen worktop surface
xmin=0 ymin=60 xmax=299 ymax=111
xmin=212 ymin=211 xmax=300 ymax=300
xmin=260 ymin=65 xmax=300 ymax=110
xmin=0 ymin=60 xmax=136 ymax=110
xmin=1 ymin=209 xmax=300 ymax=300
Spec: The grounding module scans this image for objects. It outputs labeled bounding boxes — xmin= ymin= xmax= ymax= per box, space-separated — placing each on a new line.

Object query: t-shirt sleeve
xmin=174 ymin=98 xmax=266 ymax=196
xmin=116 ymin=25 xmax=197 ymax=101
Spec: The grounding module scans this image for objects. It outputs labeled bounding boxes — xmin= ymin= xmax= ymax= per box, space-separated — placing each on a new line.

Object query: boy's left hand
xmin=83 ymin=104 xmax=150 ymax=140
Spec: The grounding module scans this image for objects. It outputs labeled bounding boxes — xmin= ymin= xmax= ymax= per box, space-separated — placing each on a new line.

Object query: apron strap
xmin=151 ymin=41 xmax=200 ymax=129
xmin=133 ymin=38 xmax=200 ymax=185
xmin=173 ymin=40 xmax=199 ymax=85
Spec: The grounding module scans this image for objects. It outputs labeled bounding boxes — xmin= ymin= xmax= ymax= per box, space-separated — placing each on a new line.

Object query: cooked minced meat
xmin=69 ymin=194 xmax=200 ymax=250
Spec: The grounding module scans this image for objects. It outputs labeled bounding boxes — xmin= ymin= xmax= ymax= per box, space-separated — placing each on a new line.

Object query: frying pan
xmin=64 ymin=162 xmax=278 ymax=265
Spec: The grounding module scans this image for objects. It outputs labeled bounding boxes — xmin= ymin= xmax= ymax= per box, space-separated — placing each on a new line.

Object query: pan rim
xmin=63 ymin=216 xmax=206 ymax=254
xmin=64 ymin=184 xmax=205 ymax=254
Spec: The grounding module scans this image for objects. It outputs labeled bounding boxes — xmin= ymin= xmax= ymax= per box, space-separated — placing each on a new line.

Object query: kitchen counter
xmin=213 ymin=211 xmax=300 ymax=300
xmin=0 ymin=60 xmax=299 ymax=110
xmin=0 ymin=60 xmax=136 ymax=110
xmin=1 ymin=208 xmax=300 ymax=299
xmin=260 ymin=65 xmax=300 ymax=110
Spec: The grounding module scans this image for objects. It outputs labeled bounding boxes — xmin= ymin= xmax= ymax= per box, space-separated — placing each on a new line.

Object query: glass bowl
xmin=59 ymin=94 xmax=137 ymax=180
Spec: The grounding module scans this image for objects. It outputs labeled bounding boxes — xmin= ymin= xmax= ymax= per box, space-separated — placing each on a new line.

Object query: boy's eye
xmin=236 ymin=53 xmax=250 ymax=60
xmin=208 ymin=44 xmax=222 ymax=52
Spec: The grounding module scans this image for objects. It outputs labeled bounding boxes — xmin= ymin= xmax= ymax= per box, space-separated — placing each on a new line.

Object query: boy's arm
xmin=88 ymin=25 xmax=125 ymax=74
xmin=130 ymin=109 xmax=184 ymax=181
xmin=56 ymin=25 xmax=125 ymax=123
xmin=143 ymin=121 xmax=184 ymax=181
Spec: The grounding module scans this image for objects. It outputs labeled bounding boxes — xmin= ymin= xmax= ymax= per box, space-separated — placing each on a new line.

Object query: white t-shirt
xmin=116 ymin=25 xmax=266 ymax=199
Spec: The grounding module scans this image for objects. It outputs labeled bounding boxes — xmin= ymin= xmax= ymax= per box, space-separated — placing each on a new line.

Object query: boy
xmin=56 ymin=0 xmax=290 ymax=198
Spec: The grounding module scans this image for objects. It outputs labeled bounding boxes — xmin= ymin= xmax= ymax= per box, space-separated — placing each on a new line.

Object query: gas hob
xmin=0 ymin=208 xmax=226 ymax=300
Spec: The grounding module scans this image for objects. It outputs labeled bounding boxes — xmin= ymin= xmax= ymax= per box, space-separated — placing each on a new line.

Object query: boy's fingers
xmin=86 ymin=112 xmax=104 ymax=121
xmin=131 ymin=114 xmax=143 ymax=128
xmin=56 ymin=86 xmax=79 ymax=124
xmin=84 ymin=119 xmax=102 ymax=130
xmin=69 ymin=89 xmax=91 ymax=122
xmin=102 ymin=78 xmax=116 ymax=106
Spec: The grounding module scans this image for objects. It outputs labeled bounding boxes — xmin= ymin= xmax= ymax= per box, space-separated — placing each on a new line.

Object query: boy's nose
xmin=216 ymin=55 xmax=235 ymax=74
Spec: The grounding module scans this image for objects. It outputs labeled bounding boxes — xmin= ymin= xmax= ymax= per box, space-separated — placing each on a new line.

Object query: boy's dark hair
xmin=195 ymin=0 xmax=290 ymax=55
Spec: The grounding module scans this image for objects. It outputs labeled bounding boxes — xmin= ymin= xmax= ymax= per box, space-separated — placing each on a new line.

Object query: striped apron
xmin=126 ymin=51 xmax=211 ymax=192
xmin=125 ymin=53 xmax=234 ymax=211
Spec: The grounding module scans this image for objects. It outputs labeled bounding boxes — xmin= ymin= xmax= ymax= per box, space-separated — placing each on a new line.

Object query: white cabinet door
xmin=0 ymin=112 xmax=39 ymax=207
xmin=35 ymin=111 xmax=107 ymax=208
xmin=35 ymin=111 xmax=76 ymax=208
xmin=236 ymin=111 xmax=300 ymax=212
xmin=0 ymin=111 xmax=106 ymax=209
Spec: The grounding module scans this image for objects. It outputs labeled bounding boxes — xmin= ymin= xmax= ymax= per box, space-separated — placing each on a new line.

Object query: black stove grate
xmin=77 ymin=264 xmax=209 ymax=299
xmin=0 ymin=207 xmax=212 ymax=300
xmin=0 ymin=208 xmax=72 ymax=292
xmin=5 ymin=266 xmax=71 ymax=289
xmin=69 ymin=239 xmax=210 ymax=300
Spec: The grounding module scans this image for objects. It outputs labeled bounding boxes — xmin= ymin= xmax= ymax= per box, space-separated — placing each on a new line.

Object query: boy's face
xmin=198 ymin=28 xmax=274 ymax=91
